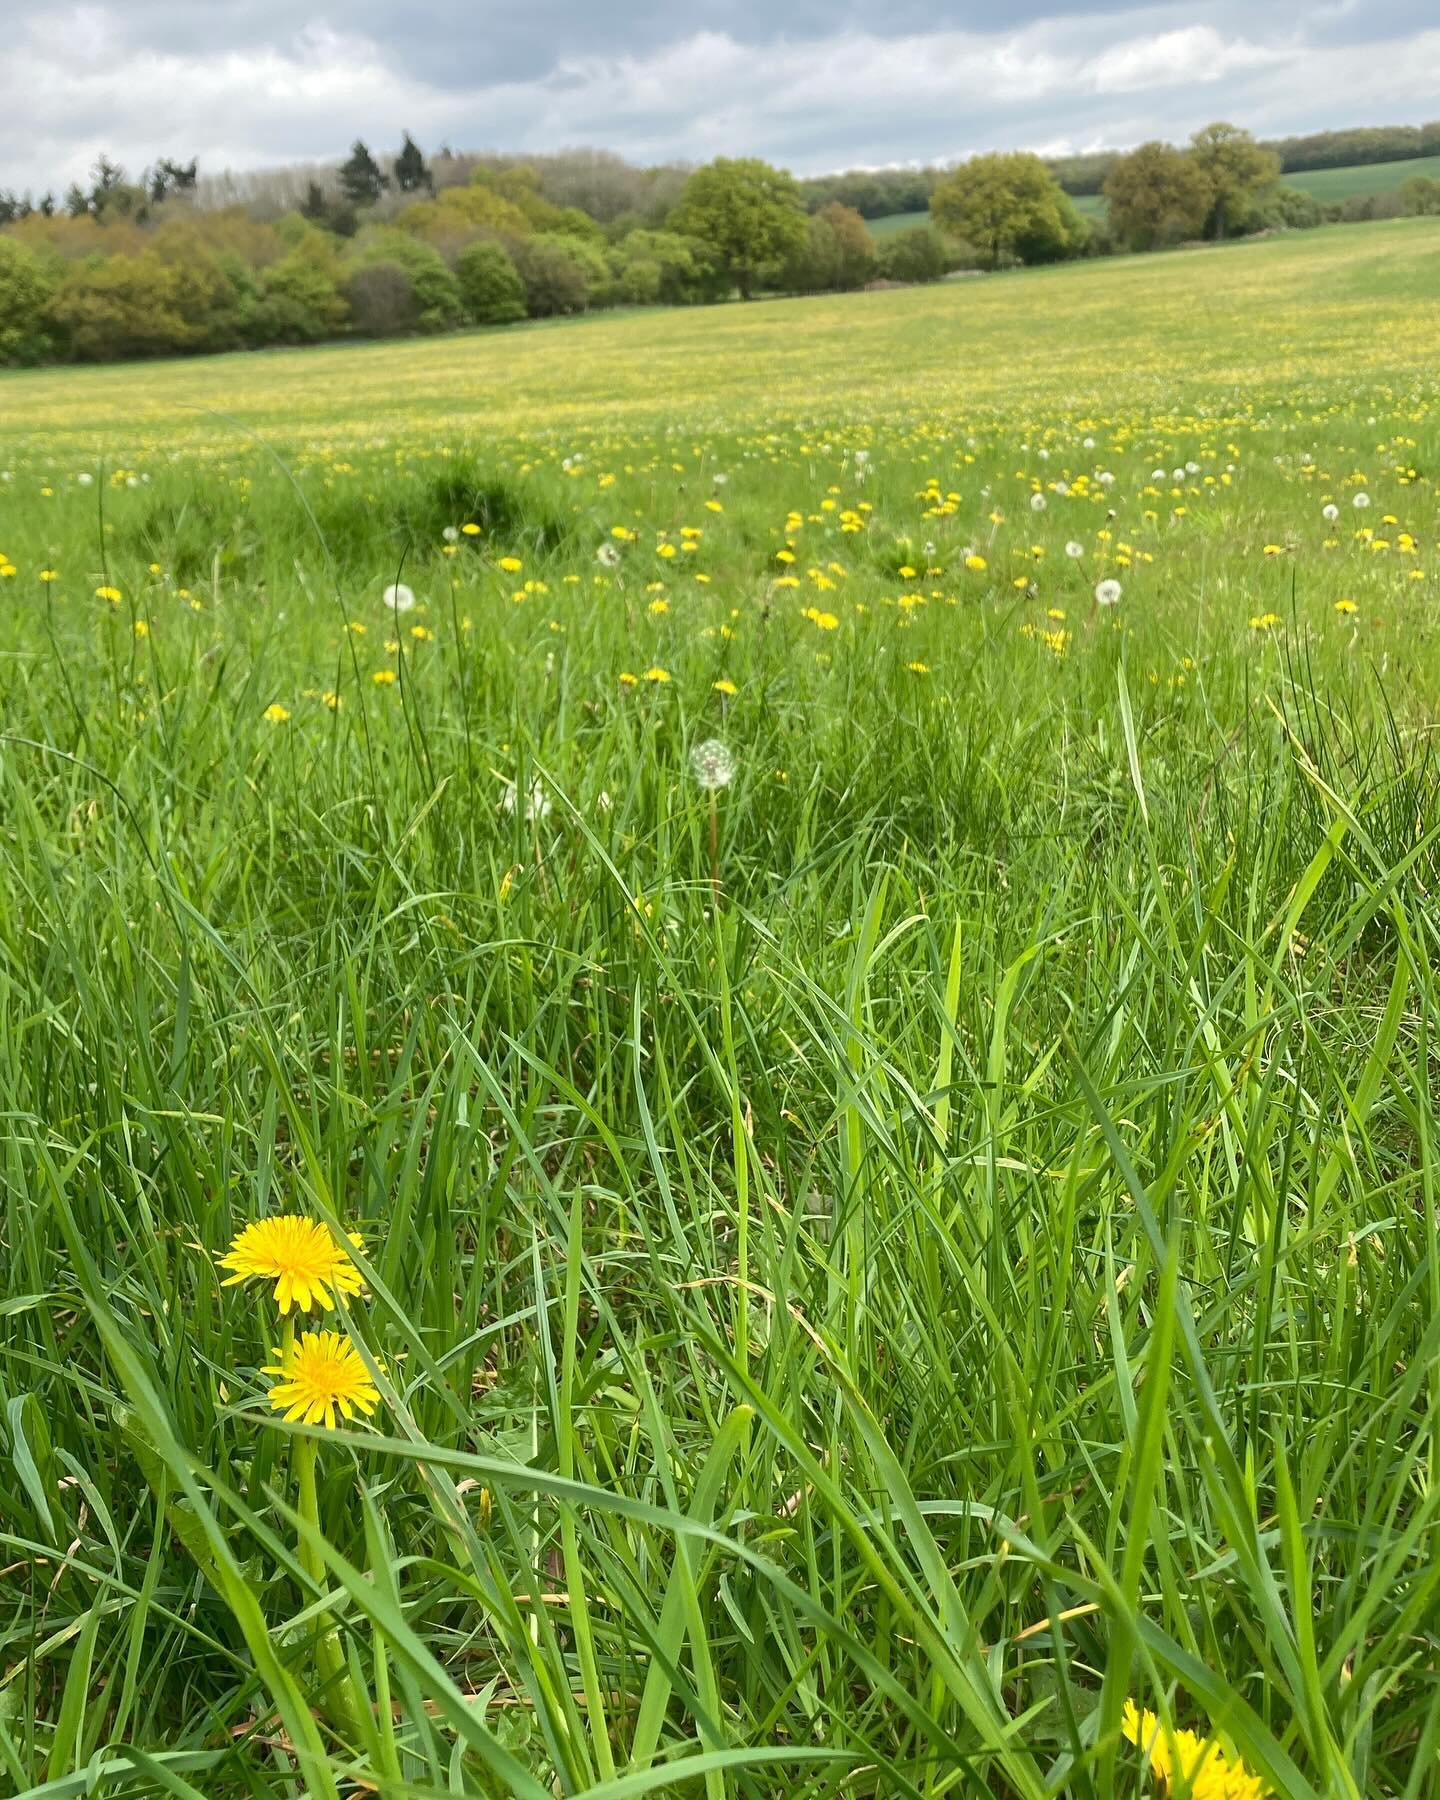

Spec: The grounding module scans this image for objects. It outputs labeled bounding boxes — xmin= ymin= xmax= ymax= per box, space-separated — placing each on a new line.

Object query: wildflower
xmin=263 ymin=1331 xmax=379 ymax=1428
xmin=462 ymin=522 xmax=481 ymax=536
xmin=965 ymin=554 xmax=987 ymax=572
xmin=500 ymin=777 xmax=551 ymax=822
xmin=383 ymin=582 xmax=416 ymax=612
xmin=642 ymin=666 xmax=671 ymax=682
xmin=906 ymin=660 xmax=931 ymax=673
xmin=597 ymin=542 xmax=622 ymax=568
xmin=372 ymin=669 xmax=397 ymax=684
xmin=618 ymin=671 xmax=638 ymax=686
xmin=712 ymin=678 xmax=738 ymax=696
xmin=1249 ymin=612 xmax=1280 ymax=630
xmin=39 ymin=568 xmax=58 ymax=582
xmin=1353 ymin=492 xmax=1370 ymax=509
xmin=690 ymin=739 xmax=735 ymax=790
xmin=1122 ymin=1700 xmax=1269 ymax=1798
xmin=263 ymin=702 xmax=289 ymax=722
xmin=1095 ymin=579 xmax=1123 ymax=606
xmin=95 ymin=585 xmax=122 ymax=603
xmin=410 ymin=624 xmax=434 ymax=641
xmin=1065 ymin=541 xmax=1084 ymax=559
xmin=220 ymin=1216 xmax=364 ymax=1314
xmin=498 ymin=556 xmax=523 ymax=573
xmin=1334 ymin=599 xmax=1357 ymax=614
xmin=1030 ymin=492 xmax=1047 ymax=513
xmin=442 ymin=525 xmax=460 ymax=543
xmin=1322 ymin=504 xmax=1339 ymax=524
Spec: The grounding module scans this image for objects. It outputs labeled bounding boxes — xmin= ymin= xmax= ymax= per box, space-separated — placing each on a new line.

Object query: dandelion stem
xmin=292 ymin=1430 xmax=365 ymax=1739
xmin=708 ymin=791 xmax=720 ymax=902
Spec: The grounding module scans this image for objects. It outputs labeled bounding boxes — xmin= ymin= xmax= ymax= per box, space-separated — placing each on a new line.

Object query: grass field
xmin=868 ymin=154 xmax=1440 ymax=235
xmin=2 ymin=217 xmax=1440 ymax=1798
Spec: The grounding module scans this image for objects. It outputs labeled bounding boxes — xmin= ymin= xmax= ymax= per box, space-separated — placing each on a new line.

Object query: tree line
xmin=2 ymin=118 xmax=1438 ymax=369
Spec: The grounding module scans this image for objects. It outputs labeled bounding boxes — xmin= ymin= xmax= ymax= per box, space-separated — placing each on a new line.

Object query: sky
xmin=4 ymin=1 xmax=1439 ymax=195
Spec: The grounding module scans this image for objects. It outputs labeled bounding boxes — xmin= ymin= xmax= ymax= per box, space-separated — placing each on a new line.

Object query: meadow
xmin=1 ymin=217 xmax=1440 ymax=1798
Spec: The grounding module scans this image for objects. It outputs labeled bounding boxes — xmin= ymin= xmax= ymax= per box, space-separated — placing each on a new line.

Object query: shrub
xmin=511 ymin=234 xmax=607 ymax=316
xmin=0 ymin=238 xmax=56 ymax=364
xmin=455 ymin=241 xmax=527 ymax=324
xmin=348 ymin=231 xmax=463 ymax=331
xmin=344 ymin=261 xmax=419 ymax=336
xmin=248 ymin=250 xmax=348 ymax=344
xmin=878 ymin=225 xmax=948 ymax=284
xmin=46 ymin=248 xmax=242 ymax=360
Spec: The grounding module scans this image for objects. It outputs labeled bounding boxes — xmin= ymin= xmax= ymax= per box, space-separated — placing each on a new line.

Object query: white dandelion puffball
xmin=500 ymin=778 xmax=551 ymax=823
xmin=1322 ymin=504 xmax=1339 ymax=524
xmin=1083 ymin=436 xmax=1096 ymax=449
xmin=1095 ymin=578 xmax=1123 ymax=607
xmin=77 ymin=472 xmax=94 ymax=487
xmin=1352 ymin=492 xmax=1371 ymax=509
xmin=596 ymin=542 xmax=622 ymax=568
xmin=1065 ymin=540 xmax=1084 ymax=559
xmin=1152 ymin=469 xmax=1167 ymax=482
xmin=1030 ymin=492 xmax=1047 ymax=513
xmin=383 ymin=582 xmax=416 ymax=612
xmin=690 ymin=739 xmax=736 ymax=791
xmin=442 ymin=525 xmax=460 ymax=543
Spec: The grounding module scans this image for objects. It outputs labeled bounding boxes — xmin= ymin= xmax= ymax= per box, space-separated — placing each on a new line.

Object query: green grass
xmin=1 ymin=218 xmax=1440 ymax=1797
xmin=1286 ymin=153 xmax=1440 ymax=203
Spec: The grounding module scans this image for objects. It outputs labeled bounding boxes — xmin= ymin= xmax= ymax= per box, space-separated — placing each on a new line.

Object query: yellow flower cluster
xmin=1123 ymin=1700 xmax=1270 ymax=1799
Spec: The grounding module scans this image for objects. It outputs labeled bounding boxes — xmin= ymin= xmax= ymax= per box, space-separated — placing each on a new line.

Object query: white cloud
xmin=2 ymin=5 xmax=1439 ymax=195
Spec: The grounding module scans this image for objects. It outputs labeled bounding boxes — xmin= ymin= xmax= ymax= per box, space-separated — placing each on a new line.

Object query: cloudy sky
xmin=4 ymin=1 xmax=1438 ymax=194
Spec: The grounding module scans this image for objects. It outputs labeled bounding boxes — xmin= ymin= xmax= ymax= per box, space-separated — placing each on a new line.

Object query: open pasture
xmin=1 ymin=218 xmax=1440 ymax=1797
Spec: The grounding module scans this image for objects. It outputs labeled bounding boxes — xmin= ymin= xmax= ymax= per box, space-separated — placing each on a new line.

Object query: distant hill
xmin=868 ymin=154 xmax=1440 ymax=236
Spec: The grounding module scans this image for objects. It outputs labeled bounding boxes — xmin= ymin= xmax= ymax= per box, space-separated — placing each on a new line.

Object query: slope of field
xmin=869 ymin=154 xmax=1440 ymax=235
xmin=2 ymin=219 xmax=1440 ymax=1797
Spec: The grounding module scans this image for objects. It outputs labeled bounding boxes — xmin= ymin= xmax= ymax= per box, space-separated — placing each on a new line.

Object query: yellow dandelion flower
xmin=372 ymin=668 xmax=397 ymax=684
xmin=713 ymin=678 xmax=738 ymax=696
xmin=263 ymin=703 xmax=289 ymax=722
xmin=1122 ymin=1700 xmax=1270 ymax=1798
xmin=96 ymin=585 xmax=122 ymax=603
xmin=642 ymin=665 xmax=671 ymax=682
xmin=965 ymin=554 xmax=987 ymax=572
xmin=263 ymin=1330 xmax=379 ymax=1428
xmin=461 ymin=522 xmax=481 ymax=535
xmin=618 ymin=671 xmax=639 ymax=686
xmin=498 ymin=556 xmax=523 ymax=573
xmin=906 ymin=660 xmax=930 ymax=673
xmin=1334 ymin=599 xmax=1357 ymax=614
xmin=39 ymin=568 xmax=58 ymax=582
xmin=220 ymin=1216 xmax=364 ymax=1314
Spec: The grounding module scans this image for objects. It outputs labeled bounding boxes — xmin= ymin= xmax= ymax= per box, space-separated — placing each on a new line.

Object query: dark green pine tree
xmin=393 ymin=131 xmax=431 ymax=194
xmin=339 ymin=139 xmax=387 ymax=207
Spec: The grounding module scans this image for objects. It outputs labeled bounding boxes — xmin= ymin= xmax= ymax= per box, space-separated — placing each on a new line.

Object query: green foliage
xmin=876 ymin=223 xmax=949 ymax=283
xmin=455 ymin=240 xmax=528 ymax=324
xmin=510 ymin=233 xmax=608 ymax=316
xmin=342 ymin=260 xmax=419 ymax=336
xmin=0 ymin=236 xmax=55 ymax=364
xmin=1401 ymin=174 xmax=1440 ymax=217
xmin=1190 ymin=122 xmax=1282 ymax=239
xmin=931 ymin=152 xmax=1086 ymax=269
xmin=349 ymin=231 xmax=463 ymax=332
xmin=393 ymin=131 xmax=432 ymax=195
xmin=607 ymin=229 xmax=726 ymax=304
xmin=45 ymin=247 xmax=243 ymax=360
xmin=670 ymin=157 xmax=809 ymax=298
xmin=249 ymin=247 xmax=349 ymax=344
xmin=339 ymin=139 xmax=387 ymax=208
xmin=1103 ymin=141 xmax=1214 ymax=250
